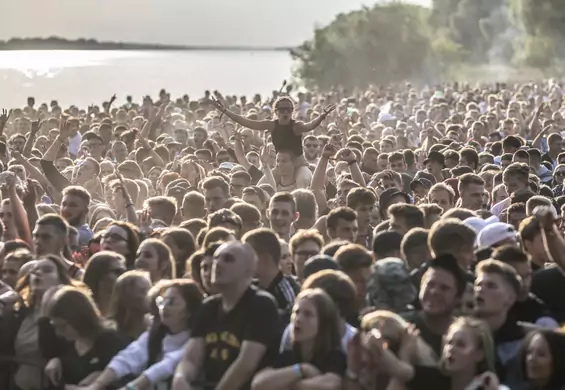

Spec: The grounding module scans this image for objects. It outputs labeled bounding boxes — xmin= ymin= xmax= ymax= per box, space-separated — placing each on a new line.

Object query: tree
xmin=292 ymin=3 xmax=435 ymax=89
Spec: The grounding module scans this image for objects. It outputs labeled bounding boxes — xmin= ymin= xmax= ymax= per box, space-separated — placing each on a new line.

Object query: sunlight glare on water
xmin=0 ymin=50 xmax=293 ymax=108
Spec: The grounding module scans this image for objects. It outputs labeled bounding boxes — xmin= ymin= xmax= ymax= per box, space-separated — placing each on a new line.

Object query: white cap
xmin=464 ymin=215 xmax=499 ymax=234
xmin=476 ymin=222 xmax=518 ymax=250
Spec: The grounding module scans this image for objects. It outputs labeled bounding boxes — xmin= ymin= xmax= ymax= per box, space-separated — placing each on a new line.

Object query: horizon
xmin=1 ymin=0 xmax=430 ymax=47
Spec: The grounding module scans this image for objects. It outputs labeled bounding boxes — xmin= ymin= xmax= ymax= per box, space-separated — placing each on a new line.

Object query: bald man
xmin=173 ymin=242 xmax=279 ymax=390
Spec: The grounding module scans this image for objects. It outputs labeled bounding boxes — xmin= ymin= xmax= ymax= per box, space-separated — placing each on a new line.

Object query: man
xmin=144 ymin=196 xmax=177 ymax=227
xmin=326 ymin=207 xmax=358 ymax=243
xmin=60 ymin=186 xmax=93 ymax=246
xmin=346 ymin=187 xmax=377 ymax=248
xmin=202 ymin=177 xmax=230 ymax=214
xmin=458 ymin=173 xmax=485 ymax=211
xmin=428 ymin=183 xmax=456 ymax=212
xmin=424 ymin=150 xmax=445 ymax=184
xmin=372 ymin=230 xmax=402 ymax=260
xmin=403 ymin=255 xmax=466 ymax=356
xmin=288 ymin=229 xmax=323 ymax=281
xmin=230 ymin=203 xmax=262 ymax=236
xmin=230 ymin=171 xmax=251 ymax=199
xmin=182 ymin=191 xmax=207 ymax=220
xmin=268 ymin=192 xmax=297 ymax=242
xmin=388 ymin=204 xmax=425 ymax=235
xmin=303 ymin=135 xmax=319 ymax=164
xmin=243 ymin=228 xmax=299 ymax=325
xmin=401 ymin=227 xmax=431 ymax=270
xmin=459 ymin=147 xmax=479 ymax=171
xmin=428 ymin=218 xmax=477 ymax=270
xmin=334 ymin=243 xmax=372 ymax=310
xmin=474 ymin=259 xmax=524 ymax=376
xmin=173 ymin=242 xmax=279 ymax=390
xmin=491 ymin=163 xmax=530 ymax=216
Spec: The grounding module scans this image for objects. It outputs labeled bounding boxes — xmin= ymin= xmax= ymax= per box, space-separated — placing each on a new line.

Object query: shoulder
xmin=250 ymin=287 xmax=279 ymax=309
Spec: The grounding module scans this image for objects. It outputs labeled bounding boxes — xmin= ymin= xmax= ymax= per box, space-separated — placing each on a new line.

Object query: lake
xmin=0 ymin=50 xmax=295 ymax=108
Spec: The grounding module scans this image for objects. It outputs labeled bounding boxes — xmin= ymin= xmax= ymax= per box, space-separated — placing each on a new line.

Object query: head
xmin=33 ymin=214 xmax=68 ymax=256
xmin=491 ymin=245 xmax=532 ymax=301
xmin=268 ymin=192 xmax=298 ymax=238
xmin=519 ymin=330 xmax=565 ymax=389
xmin=326 ymin=207 xmax=358 ymax=243
xmin=100 ymin=221 xmax=140 ymax=269
xmin=401 ymin=228 xmax=431 ymax=270
xmin=202 ymin=177 xmax=230 ymax=214
xmin=161 ymin=228 xmax=196 ymax=276
xmin=156 ymin=280 xmax=204 ymax=333
xmin=242 ymin=228 xmax=281 ymax=278
xmin=458 ymin=174 xmax=485 ymax=211
xmin=289 ymin=229 xmax=324 ymax=281
xmin=61 ymin=186 xmax=90 ymax=226
xmin=211 ymin=242 xmax=257 ymax=289
xmin=429 ymin=218 xmax=477 ymax=269
xmin=334 ymin=244 xmax=372 ymax=309
xmin=347 ymin=187 xmax=377 ymax=230
xmin=274 ymin=96 xmax=295 ymax=124
xmin=135 ymin=238 xmax=176 ymax=283
xmin=2 ymin=249 xmax=33 ymax=288
xmin=503 ymin=163 xmax=530 ymax=195
xmin=388 ymin=204 xmax=425 ymax=235
xmin=144 ymin=196 xmax=177 ymax=227
xmin=474 ymin=260 xmax=521 ymax=319
xmin=83 ymin=251 xmax=126 ymax=310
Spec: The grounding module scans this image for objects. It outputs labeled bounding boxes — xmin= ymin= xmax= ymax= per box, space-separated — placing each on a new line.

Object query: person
xmin=77 ymin=279 xmax=203 ymax=390
xmin=82 ymin=251 xmax=126 ymax=316
xmin=172 ymin=242 xmax=280 ymax=390
xmin=135 ymin=238 xmax=176 ymax=283
xmin=268 ymin=192 xmax=298 ymax=242
xmin=44 ymin=286 xmax=130 ymax=387
xmin=251 ymin=289 xmax=345 ymax=390
xmin=288 ymin=229 xmax=323 ymax=281
xmin=99 ymin=221 xmax=140 ymax=270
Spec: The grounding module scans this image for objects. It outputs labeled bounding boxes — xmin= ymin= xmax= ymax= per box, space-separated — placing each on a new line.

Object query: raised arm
xmin=0 ymin=109 xmax=9 ymax=139
xmin=257 ymin=146 xmax=277 ymax=190
xmin=295 ymin=104 xmax=336 ymax=134
xmin=212 ymin=97 xmax=274 ymax=132
xmin=22 ymin=120 xmax=41 ymax=158
xmin=135 ymin=129 xmax=164 ymax=167
xmin=233 ymin=131 xmax=252 ymax=170
xmin=310 ymin=144 xmax=337 ymax=213
xmin=6 ymin=175 xmax=33 ymax=248
xmin=337 ymin=148 xmax=366 ymax=187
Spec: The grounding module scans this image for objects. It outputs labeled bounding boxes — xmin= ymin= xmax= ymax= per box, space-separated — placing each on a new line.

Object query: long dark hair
xmin=107 ymin=221 xmax=140 ymax=269
xmin=147 ymin=279 xmax=204 ymax=365
xmin=83 ymin=251 xmax=126 ymax=308
xmin=519 ymin=329 xmax=565 ymax=389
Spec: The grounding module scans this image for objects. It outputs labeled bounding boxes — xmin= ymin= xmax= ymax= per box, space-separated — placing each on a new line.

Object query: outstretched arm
xmin=212 ymin=97 xmax=274 ymax=132
xmin=295 ymin=104 xmax=336 ymax=134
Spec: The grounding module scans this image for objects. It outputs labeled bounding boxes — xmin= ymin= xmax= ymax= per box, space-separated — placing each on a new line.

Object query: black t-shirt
xmin=509 ymin=293 xmax=555 ymax=325
xmin=406 ymin=365 xmax=450 ymax=390
xmin=266 ymin=272 xmax=300 ymax=320
xmin=401 ymin=311 xmax=443 ymax=358
xmin=191 ymin=286 xmax=280 ymax=390
xmin=60 ymin=329 xmax=130 ymax=385
xmin=275 ymin=348 xmax=346 ymax=376
xmin=531 ymin=265 xmax=565 ymax=323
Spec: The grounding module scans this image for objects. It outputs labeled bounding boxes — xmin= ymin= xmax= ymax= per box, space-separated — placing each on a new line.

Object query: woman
xmin=135 ymin=238 xmax=176 ymax=283
xmin=44 ymin=286 xmax=130 ymax=387
xmin=0 ymin=255 xmax=81 ymax=390
xmin=100 ymin=221 xmax=140 ymax=270
xmin=376 ymin=316 xmax=507 ymax=390
xmin=348 ymin=310 xmax=437 ymax=390
xmin=82 ymin=251 xmax=126 ymax=316
xmin=252 ymin=288 xmax=345 ymax=390
xmin=107 ymin=270 xmax=152 ymax=341
xmin=76 ymin=279 xmax=203 ymax=390
xmin=514 ymin=329 xmax=565 ymax=390
xmin=160 ymin=227 xmax=196 ymax=277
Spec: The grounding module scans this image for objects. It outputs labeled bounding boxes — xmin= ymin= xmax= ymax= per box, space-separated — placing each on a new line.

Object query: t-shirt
xmin=265 ymin=272 xmax=300 ymax=324
xmin=60 ymin=329 xmax=130 ymax=385
xmin=531 ymin=265 xmax=565 ymax=323
xmin=191 ymin=286 xmax=280 ymax=390
xmin=275 ymin=348 xmax=346 ymax=376
xmin=401 ymin=311 xmax=443 ymax=358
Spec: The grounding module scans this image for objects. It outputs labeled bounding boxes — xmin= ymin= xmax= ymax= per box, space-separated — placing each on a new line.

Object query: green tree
xmin=292 ymin=3 xmax=434 ymax=89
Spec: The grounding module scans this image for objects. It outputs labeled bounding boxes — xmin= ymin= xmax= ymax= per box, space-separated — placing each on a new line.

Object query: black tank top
xmin=271 ymin=120 xmax=303 ymax=156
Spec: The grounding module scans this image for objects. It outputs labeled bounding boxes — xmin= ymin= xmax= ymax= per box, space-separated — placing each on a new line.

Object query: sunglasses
xmin=102 ymin=232 xmax=128 ymax=242
xmin=276 ymin=107 xmax=293 ymax=114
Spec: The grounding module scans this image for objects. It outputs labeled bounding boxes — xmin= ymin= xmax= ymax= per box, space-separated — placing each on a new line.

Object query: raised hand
xmin=59 ymin=118 xmax=72 ymax=140
xmin=322 ymin=104 xmax=337 ymax=117
xmin=31 ymin=119 xmax=43 ymax=134
xmin=321 ymin=143 xmax=338 ymax=159
xmin=109 ymin=94 xmax=117 ymax=105
xmin=133 ymin=128 xmax=150 ymax=149
xmin=210 ymin=96 xmax=225 ymax=112
xmin=0 ymin=109 xmax=9 ymax=127
xmin=337 ymin=148 xmax=356 ymax=163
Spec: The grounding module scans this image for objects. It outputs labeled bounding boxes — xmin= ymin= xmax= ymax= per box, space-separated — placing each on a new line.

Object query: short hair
xmin=492 ymin=245 xmax=530 ymax=264
xmin=326 ymin=207 xmax=357 ymax=231
xmin=231 ymin=170 xmax=252 ymax=184
xmin=372 ymin=230 xmax=403 ymax=259
xmin=207 ymin=208 xmax=242 ymax=230
xmin=441 ymin=208 xmax=477 ymax=221
xmin=519 ymin=216 xmax=541 ymax=243
xmin=458 ymin=173 xmax=485 ymax=193
xmin=183 ymin=191 xmax=205 ymax=209
xmin=334 ymin=244 xmax=372 ymax=272
xmin=425 ymin=254 xmax=467 ymax=296
xmin=289 ymin=229 xmax=324 ymax=255
xmin=201 ymin=176 xmax=229 ymax=196
xmin=242 ymin=228 xmax=281 ymax=264
xmin=230 ymin=202 xmax=262 ymax=225
xmin=388 ymin=204 xmax=425 ymax=229
xmin=291 ymin=189 xmax=317 ymax=220
xmin=401 ymin=227 xmax=429 ymax=259
xmin=525 ymin=195 xmax=552 ymax=216
xmin=503 ymin=163 xmax=530 ymax=184
xmin=321 ymin=240 xmax=350 ymax=257
xmin=476 ymin=259 xmax=522 ymax=297
xmin=36 ymin=213 xmax=69 ymax=235
xmin=388 ymin=152 xmax=405 ymax=163
xmin=347 ymin=187 xmax=377 ymax=210
xmin=62 ymin=185 xmax=91 ymax=206
xmin=301 ymin=270 xmax=357 ymax=319
xmin=507 ymin=202 xmax=526 ymax=216
xmin=429 ymin=218 xmax=476 ymax=256
xmin=429 ymin=183 xmax=456 ymax=203
xmin=460 ymin=148 xmax=479 ymax=170
xmin=269 ymin=192 xmax=296 ymax=213
xmin=202 ymin=227 xmax=234 ymax=249
xmin=144 ymin=196 xmax=177 ymax=226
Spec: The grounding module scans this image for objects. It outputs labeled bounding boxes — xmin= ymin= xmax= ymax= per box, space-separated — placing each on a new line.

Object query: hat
xmin=378 ymin=188 xmax=410 ymax=218
xmin=423 ymin=151 xmax=445 ymax=167
xmin=464 ymin=215 xmax=499 ymax=235
xmin=378 ymin=112 xmax=396 ymax=123
xmin=303 ymin=255 xmax=341 ymax=280
xmin=218 ymin=162 xmax=235 ymax=171
xmin=476 ymin=222 xmax=518 ymax=250
xmin=410 ymin=171 xmax=436 ymax=191
xmin=365 ymin=257 xmax=417 ymax=312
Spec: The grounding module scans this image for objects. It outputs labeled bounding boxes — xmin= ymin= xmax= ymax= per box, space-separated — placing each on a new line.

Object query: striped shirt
xmin=266 ymin=272 xmax=300 ymax=322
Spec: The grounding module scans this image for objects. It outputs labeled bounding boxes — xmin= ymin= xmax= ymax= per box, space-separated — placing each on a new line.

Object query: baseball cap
xmin=464 ymin=215 xmax=499 ymax=234
xmin=378 ymin=188 xmax=411 ymax=218
xmin=423 ymin=151 xmax=445 ymax=167
xmin=476 ymin=222 xmax=518 ymax=250
xmin=410 ymin=171 xmax=436 ymax=191
xmin=218 ymin=162 xmax=235 ymax=171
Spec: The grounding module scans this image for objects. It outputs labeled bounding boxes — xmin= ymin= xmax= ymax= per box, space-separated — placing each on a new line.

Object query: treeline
xmin=292 ymin=0 xmax=565 ymax=88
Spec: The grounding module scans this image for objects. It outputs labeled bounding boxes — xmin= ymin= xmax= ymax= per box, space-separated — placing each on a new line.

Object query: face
xmin=354 ymin=203 xmax=374 ymax=229
xmin=508 ymin=211 xmax=526 ymax=230
xmin=75 ymin=160 xmax=96 ymax=184
xmin=304 ymin=139 xmax=319 ymax=160
xmin=389 ymin=215 xmax=410 ymax=235
xmin=29 ymin=258 xmax=62 ymax=293
xmin=33 ymin=225 xmax=66 ymax=256
xmin=99 ymin=162 xmax=114 ymax=178
xmin=279 ymin=242 xmax=292 ymax=276
xmin=420 ymin=268 xmax=459 ymax=316
xmin=2 ymin=259 xmax=22 ymax=288
xmin=461 ymin=183 xmax=484 ymax=210
xmin=331 ymin=218 xmax=358 ymax=243
xmin=212 ymin=244 xmax=247 ymax=286
xmin=200 ymin=255 xmax=215 ymax=293
xmin=526 ymin=333 xmax=553 ymax=384
xmin=112 ymin=142 xmax=128 ymax=163
xmin=337 ymin=182 xmax=356 ymax=207
xmin=292 ymin=240 xmax=321 ymax=279
xmin=135 ymin=242 xmax=160 ymax=277
xmin=443 ymin=325 xmax=483 ymax=373
xmin=275 ymin=101 xmax=294 ymax=123
xmin=247 ymin=154 xmax=260 ymax=168
xmin=377 ymin=157 xmax=389 ymax=171
xmin=291 ymin=297 xmax=318 ymax=343
xmin=193 ymin=131 xmax=206 ymax=147
xmin=61 ymin=194 xmax=87 ymax=225
xmin=11 ymin=137 xmax=25 ymax=152
xmin=101 ymin=225 xmax=130 ymax=255
xmin=0 ymin=202 xmax=12 ymax=227
xmin=276 ymin=152 xmax=295 ymax=177
xmin=229 ymin=177 xmax=247 ymax=199
xmin=204 ymin=187 xmax=228 ymax=214
xmin=390 ymin=159 xmax=405 ymax=173
xmin=242 ymin=193 xmax=264 ymax=214
xmin=269 ymin=201 xmax=296 ymax=236
xmin=503 ymin=174 xmax=526 ymax=195
xmin=474 ymin=272 xmax=513 ymax=316
xmin=86 ymin=138 xmax=103 ymax=157
xmin=157 ymin=287 xmax=189 ymax=331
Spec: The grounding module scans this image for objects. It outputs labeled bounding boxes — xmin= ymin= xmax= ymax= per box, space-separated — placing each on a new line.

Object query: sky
xmin=1 ymin=0 xmax=430 ymax=47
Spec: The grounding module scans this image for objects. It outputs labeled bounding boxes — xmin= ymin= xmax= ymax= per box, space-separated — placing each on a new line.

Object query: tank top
xmin=271 ymin=120 xmax=303 ymax=157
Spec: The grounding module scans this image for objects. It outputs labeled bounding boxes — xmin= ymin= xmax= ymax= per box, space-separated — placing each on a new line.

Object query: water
xmin=0 ymin=50 xmax=295 ymax=108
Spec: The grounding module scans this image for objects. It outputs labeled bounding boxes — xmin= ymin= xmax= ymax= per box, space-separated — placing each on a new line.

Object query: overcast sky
xmin=1 ymin=0 xmax=430 ymax=47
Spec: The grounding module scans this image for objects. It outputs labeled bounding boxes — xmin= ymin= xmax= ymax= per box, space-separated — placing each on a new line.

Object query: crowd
xmin=0 ymin=80 xmax=564 ymax=390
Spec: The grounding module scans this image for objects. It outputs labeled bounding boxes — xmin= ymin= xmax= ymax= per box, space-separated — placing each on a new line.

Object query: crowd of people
xmin=0 ymin=80 xmax=564 ymax=390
